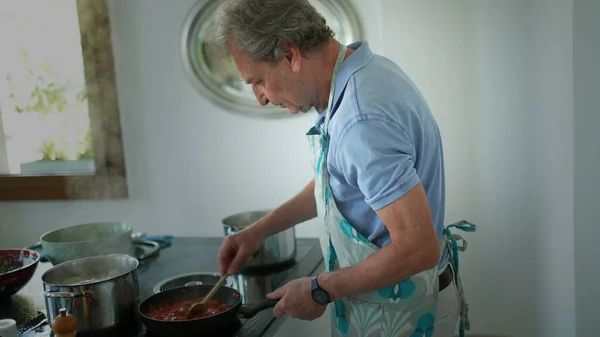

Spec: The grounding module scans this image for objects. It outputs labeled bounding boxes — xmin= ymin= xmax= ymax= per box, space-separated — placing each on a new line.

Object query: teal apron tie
xmin=443 ymin=220 xmax=477 ymax=337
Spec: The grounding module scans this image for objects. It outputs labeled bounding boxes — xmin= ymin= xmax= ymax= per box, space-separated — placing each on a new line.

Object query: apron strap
xmin=322 ymin=43 xmax=348 ymax=138
xmin=443 ymin=220 xmax=476 ymax=337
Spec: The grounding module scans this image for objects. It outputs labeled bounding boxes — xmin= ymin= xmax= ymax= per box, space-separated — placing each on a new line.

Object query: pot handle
xmin=45 ymin=290 xmax=94 ymax=319
xmin=238 ymin=299 xmax=279 ymax=318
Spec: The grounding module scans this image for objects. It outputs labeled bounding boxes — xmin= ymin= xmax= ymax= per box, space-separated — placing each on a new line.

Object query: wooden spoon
xmin=186 ymin=273 xmax=230 ymax=319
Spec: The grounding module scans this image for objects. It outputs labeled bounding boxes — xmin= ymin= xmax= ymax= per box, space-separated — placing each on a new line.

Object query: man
xmin=214 ymin=0 xmax=476 ymax=336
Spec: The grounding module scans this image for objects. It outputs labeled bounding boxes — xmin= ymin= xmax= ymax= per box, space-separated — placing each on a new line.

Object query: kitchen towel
xmin=26 ymin=234 xmax=174 ymax=263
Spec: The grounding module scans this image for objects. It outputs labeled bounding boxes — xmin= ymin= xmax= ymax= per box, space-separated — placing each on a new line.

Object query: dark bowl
xmin=0 ymin=249 xmax=40 ymax=300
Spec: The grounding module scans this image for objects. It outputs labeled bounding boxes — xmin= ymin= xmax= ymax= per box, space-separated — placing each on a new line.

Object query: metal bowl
xmin=0 ymin=249 xmax=40 ymax=300
xmin=40 ymin=222 xmax=133 ymax=265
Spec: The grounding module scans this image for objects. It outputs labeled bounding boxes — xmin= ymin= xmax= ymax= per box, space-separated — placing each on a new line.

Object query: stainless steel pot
xmin=40 ymin=222 xmax=133 ymax=265
xmin=223 ymin=210 xmax=296 ymax=272
xmin=41 ymin=254 xmax=140 ymax=334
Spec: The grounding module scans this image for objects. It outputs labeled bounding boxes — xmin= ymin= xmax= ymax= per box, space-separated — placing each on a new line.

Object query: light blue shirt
xmin=314 ymin=41 xmax=448 ymax=268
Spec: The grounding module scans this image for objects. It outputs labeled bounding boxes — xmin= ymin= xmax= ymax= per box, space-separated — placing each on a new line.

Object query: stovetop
xmin=149 ymin=254 xmax=306 ymax=308
xmin=20 ymin=319 xmax=244 ymax=337
xmin=12 ymin=237 xmax=323 ymax=337
xmin=141 ymin=319 xmax=242 ymax=337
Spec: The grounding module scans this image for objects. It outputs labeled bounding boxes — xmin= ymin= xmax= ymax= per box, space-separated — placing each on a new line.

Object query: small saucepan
xmin=139 ymin=284 xmax=278 ymax=337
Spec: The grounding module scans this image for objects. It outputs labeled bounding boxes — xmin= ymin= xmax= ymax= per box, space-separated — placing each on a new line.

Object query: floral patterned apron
xmin=305 ymin=43 xmax=476 ymax=337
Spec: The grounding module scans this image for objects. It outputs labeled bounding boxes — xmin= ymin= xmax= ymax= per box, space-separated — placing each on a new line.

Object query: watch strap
xmin=311 ymin=275 xmax=331 ymax=305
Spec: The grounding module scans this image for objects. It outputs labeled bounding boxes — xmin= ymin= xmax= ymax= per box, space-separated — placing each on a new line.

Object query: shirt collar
xmin=314 ymin=41 xmax=374 ymax=126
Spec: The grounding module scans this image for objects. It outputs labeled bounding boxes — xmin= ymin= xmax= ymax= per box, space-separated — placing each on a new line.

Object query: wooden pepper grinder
xmin=51 ymin=308 xmax=78 ymax=337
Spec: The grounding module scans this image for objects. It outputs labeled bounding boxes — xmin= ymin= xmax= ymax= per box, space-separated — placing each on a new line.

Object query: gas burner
xmin=152 ymin=272 xmax=236 ymax=294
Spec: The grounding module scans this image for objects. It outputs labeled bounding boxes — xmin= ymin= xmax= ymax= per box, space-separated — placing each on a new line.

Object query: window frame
xmin=0 ymin=0 xmax=128 ymax=201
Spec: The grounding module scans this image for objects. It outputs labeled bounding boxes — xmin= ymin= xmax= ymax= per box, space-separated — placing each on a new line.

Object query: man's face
xmin=229 ymin=41 xmax=315 ymax=114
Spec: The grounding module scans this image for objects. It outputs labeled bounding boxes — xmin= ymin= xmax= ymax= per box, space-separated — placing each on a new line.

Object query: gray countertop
xmin=0 ymin=237 xmax=324 ymax=337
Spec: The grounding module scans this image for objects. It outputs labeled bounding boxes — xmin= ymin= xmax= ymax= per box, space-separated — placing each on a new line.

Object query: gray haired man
xmin=214 ymin=0 xmax=475 ymax=336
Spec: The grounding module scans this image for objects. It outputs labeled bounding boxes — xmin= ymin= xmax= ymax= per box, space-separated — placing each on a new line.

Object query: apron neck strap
xmin=322 ymin=43 xmax=348 ymax=137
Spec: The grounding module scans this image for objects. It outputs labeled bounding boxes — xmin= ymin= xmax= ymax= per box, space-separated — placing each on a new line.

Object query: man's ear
xmin=282 ymin=40 xmax=302 ymax=73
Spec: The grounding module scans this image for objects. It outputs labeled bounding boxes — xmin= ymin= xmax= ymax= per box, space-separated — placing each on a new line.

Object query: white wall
xmin=468 ymin=1 xmax=539 ymax=334
xmin=529 ymin=1 xmax=575 ymax=336
xmin=381 ymin=1 xmax=577 ymax=336
xmin=0 ymin=1 xmax=594 ymax=337
xmin=574 ymin=0 xmax=600 ymax=336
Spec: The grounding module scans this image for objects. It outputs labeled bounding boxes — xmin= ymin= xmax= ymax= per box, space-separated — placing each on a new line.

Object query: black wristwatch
xmin=310 ymin=275 xmax=331 ymax=305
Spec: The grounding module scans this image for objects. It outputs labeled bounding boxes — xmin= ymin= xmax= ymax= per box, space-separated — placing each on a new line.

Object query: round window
xmin=180 ymin=0 xmax=363 ymax=119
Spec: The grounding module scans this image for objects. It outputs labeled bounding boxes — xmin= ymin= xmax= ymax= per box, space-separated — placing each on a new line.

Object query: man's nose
xmin=253 ymin=86 xmax=270 ymax=106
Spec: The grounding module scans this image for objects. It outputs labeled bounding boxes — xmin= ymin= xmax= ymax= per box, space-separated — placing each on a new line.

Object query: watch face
xmin=313 ymin=289 xmax=329 ymax=305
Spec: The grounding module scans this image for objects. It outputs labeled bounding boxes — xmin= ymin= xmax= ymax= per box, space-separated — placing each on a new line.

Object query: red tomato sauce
xmin=146 ymin=297 xmax=233 ymax=321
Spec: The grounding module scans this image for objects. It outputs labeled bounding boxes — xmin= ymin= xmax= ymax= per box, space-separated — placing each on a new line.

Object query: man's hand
xmin=266 ymin=277 xmax=327 ymax=320
xmin=218 ymin=179 xmax=317 ymax=275
xmin=217 ymin=226 xmax=265 ymax=275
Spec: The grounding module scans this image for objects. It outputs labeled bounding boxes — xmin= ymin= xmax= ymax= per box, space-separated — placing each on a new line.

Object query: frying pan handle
xmin=238 ymin=299 xmax=279 ymax=318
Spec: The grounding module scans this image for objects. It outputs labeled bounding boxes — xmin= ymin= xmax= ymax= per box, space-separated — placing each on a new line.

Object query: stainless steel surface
xmin=229 ymin=270 xmax=290 ymax=306
xmin=43 ymin=290 xmax=93 ymax=298
xmin=41 ymin=254 xmax=139 ymax=333
xmin=40 ymin=222 xmax=133 ymax=265
xmin=179 ymin=0 xmax=363 ymax=118
xmin=223 ymin=210 xmax=296 ymax=269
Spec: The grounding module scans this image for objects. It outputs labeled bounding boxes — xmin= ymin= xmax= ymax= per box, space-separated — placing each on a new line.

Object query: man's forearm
xmin=253 ymin=179 xmax=317 ymax=237
xmin=317 ymin=239 xmax=440 ymax=301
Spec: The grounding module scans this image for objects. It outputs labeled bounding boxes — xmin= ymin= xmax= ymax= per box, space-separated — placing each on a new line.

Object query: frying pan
xmin=139 ymin=284 xmax=278 ymax=337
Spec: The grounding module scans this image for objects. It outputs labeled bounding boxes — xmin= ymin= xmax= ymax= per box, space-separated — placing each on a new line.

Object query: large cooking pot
xmin=40 ymin=222 xmax=133 ymax=265
xmin=223 ymin=210 xmax=296 ymax=273
xmin=41 ymin=254 xmax=140 ymax=334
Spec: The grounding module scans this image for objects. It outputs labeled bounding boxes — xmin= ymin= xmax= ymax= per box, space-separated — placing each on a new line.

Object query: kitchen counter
xmin=0 ymin=237 xmax=324 ymax=337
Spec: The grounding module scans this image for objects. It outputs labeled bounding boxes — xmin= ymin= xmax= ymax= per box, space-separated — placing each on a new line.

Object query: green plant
xmin=75 ymin=130 xmax=94 ymax=160
xmin=38 ymin=140 xmax=67 ymax=161
xmin=6 ymin=49 xmax=88 ymax=116
xmin=5 ymin=48 xmax=93 ymax=162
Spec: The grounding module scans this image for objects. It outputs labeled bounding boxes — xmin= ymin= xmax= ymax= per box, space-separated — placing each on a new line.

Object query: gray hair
xmin=212 ymin=0 xmax=335 ymax=64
